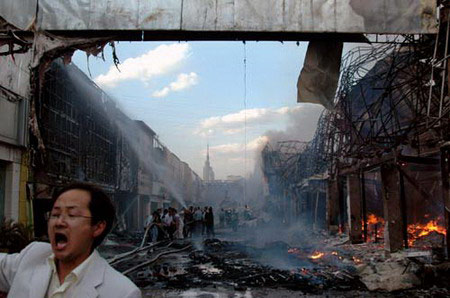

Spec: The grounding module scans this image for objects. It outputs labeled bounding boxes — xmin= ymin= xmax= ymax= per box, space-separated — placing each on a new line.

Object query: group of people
xmin=144 ymin=205 xmax=216 ymax=242
xmin=218 ymin=205 xmax=253 ymax=231
xmin=218 ymin=208 xmax=239 ymax=231
xmin=184 ymin=206 xmax=215 ymax=238
xmin=144 ymin=207 xmax=184 ymax=242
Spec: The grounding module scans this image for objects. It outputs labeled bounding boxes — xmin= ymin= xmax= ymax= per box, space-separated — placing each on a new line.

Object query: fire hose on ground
xmin=107 ymin=240 xmax=172 ymax=265
xmin=121 ymin=244 xmax=192 ymax=276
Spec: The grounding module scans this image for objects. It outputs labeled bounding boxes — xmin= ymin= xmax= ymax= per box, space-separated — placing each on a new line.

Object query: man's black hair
xmin=51 ymin=182 xmax=116 ymax=249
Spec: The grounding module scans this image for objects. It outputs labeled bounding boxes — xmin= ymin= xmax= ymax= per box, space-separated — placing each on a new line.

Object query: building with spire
xmin=203 ymin=144 xmax=215 ymax=181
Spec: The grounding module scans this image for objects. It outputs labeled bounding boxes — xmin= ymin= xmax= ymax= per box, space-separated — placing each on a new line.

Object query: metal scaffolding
xmin=38 ymin=60 xmax=118 ymax=186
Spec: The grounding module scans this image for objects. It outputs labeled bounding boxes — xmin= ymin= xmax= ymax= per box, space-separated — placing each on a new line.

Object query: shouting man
xmin=0 ymin=183 xmax=141 ymax=297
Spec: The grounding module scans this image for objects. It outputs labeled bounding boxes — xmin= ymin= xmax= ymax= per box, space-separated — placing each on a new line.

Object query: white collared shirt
xmin=46 ymin=250 xmax=97 ymax=298
xmin=163 ymin=214 xmax=173 ymax=226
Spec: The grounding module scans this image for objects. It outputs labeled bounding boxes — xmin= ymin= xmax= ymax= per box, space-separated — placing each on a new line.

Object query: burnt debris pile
xmin=108 ymin=238 xmax=366 ymax=294
xmin=185 ymin=239 xmax=364 ymax=293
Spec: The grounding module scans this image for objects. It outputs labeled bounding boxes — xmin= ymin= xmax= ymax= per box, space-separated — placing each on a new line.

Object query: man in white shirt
xmin=170 ymin=208 xmax=184 ymax=239
xmin=144 ymin=214 xmax=153 ymax=228
xmin=163 ymin=209 xmax=173 ymax=227
xmin=0 ymin=182 xmax=141 ymax=298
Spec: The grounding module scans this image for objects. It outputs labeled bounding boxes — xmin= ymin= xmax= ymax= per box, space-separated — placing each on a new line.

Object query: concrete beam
xmin=0 ymin=1 xmax=437 ymax=35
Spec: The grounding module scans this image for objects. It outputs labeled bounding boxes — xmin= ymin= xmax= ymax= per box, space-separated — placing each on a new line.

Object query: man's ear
xmin=93 ymin=220 xmax=106 ymax=237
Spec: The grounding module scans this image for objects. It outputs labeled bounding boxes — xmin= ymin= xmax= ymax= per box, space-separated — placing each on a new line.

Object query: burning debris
xmin=360 ymin=213 xmax=447 ymax=249
xmin=363 ymin=214 xmax=385 ymax=243
xmin=408 ymin=219 xmax=446 ymax=247
xmin=100 ymin=228 xmax=450 ymax=296
xmin=309 ymin=251 xmax=325 ymax=260
xmin=110 ymin=238 xmax=366 ymax=294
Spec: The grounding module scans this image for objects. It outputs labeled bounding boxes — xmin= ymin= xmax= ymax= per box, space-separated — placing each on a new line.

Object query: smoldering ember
xmin=1 ymin=1 xmax=450 ymax=298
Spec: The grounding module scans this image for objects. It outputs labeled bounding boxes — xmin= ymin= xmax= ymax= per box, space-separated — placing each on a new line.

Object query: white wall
xmin=0 ymin=144 xmax=22 ymax=220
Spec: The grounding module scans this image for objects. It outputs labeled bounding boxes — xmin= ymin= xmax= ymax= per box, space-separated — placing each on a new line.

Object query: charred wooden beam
xmin=347 ymin=173 xmax=363 ymax=243
xmin=397 ymin=154 xmax=440 ymax=165
xmin=338 ymin=176 xmax=348 ymax=233
xmin=440 ymin=144 xmax=450 ymax=259
xmin=339 ymin=151 xmax=397 ymax=175
xmin=327 ymin=176 xmax=340 ymax=232
xmin=397 ymin=166 xmax=433 ymax=204
xmin=361 ymin=170 xmax=368 ymax=242
xmin=313 ymin=191 xmax=320 ymax=230
xmin=398 ymin=166 xmax=409 ymax=249
xmin=380 ymin=163 xmax=405 ymax=253
xmin=339 ymin=152 xmax=439 ymax=176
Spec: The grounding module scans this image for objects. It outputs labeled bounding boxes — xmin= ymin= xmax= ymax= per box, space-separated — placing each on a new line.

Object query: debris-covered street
xmin=2 ymin=1 xmax=450 ymax=298
xmin=99 ymin=219 xmax=450 ymax=297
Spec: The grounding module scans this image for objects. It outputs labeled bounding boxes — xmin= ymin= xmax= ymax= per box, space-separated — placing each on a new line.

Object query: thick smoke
xmin=263 ymin=103 xmax=324 ymax=147
xmin=231 ymin=103 xmax=325 ymax=271
xmin=244 ymin=103 xmax=324 ymax=208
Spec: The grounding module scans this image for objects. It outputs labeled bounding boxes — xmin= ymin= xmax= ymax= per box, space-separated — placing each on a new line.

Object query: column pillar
xmin=327 ymin=176 xmax=340 ymax=233
xmin=380 ymin=163 xmax=405 ymax=253
xmin=347 ymin=173 xmax=363 ymax=243
xmin=440 ymin=145 xmax=450 ymax=258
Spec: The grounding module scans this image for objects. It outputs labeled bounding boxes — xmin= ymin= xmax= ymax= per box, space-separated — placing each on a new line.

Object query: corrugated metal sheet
xmin=0 ymin=0 xmax=438 ymax=34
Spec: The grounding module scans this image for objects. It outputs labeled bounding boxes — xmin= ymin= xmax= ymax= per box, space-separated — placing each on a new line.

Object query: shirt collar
xmin=47 ymin=249 xmax=98 ymax=281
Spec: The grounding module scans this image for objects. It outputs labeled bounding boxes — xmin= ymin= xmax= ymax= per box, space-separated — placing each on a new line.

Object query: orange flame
xmin=309 ymin=251 xmax=325 ymax=259
xmin=408 ymin=219 xmax=446 ymax=246
xmin=352 ymin=256 xmax=363 ymax=264
xmin=362 ymin=213 xmax=385 ymax=242
xmin=367 ymin=214 xmax=379 ymax=225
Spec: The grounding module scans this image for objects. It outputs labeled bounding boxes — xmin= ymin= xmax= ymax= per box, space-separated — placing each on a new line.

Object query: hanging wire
xmin=243 ymin=41 xmax=247 ymax=203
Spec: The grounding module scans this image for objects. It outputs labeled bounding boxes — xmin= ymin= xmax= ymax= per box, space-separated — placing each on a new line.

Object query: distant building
xmin=202 ymin=144 xmax=215 ymax=181
xmin=202 ymin=177 xmax=244 ymax=209
xmin=226 ymin=175 xmax=244 ymax=182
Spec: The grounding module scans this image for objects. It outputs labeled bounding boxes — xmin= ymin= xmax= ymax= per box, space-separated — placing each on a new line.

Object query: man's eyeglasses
xmin=45 ymin=212 xmax=92 ymax=222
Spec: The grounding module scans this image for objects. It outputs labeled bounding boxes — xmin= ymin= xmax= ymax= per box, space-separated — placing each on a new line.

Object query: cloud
xmin=207 ymin=136 xmax=269 ymax=155
xmin=195 ymin=104 xmax=324 ymax=178
xmin=94 ymin=43 xmax=190 ymax=88
xmin=170 ymin=72 xmax=199 ymax=91
xmin=223 ymin=128 xmax=244 ymax=135
xmin=209 ymin=143 xmax=242 ymax=154
xmin=195 ymin=105 xmax=320 ymax=137
xmin=203 ymin=136 xmax=269 ymax=178
xmin=200 ymin=108 xmax=270 ymax=131
xmin=152 ymin=87 xmax=170 ymax=98
xmin=152 ymin=72 xmax=199 ymax=98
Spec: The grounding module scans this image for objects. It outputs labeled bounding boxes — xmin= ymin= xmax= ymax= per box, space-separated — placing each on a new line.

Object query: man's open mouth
xmin=54 ymin=232 xmax=68 ymax=250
